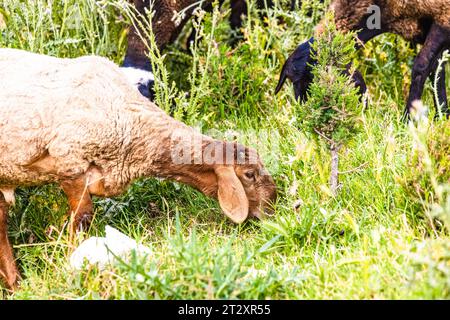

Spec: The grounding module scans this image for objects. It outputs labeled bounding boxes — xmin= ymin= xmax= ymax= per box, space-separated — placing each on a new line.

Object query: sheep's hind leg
xmin=405 ymin=24 xmax=449 ymax=119
xmin=60 ymin=176 xmax=94 ymax=242
xmin=0 ymin=194 xmax=19 ymax=290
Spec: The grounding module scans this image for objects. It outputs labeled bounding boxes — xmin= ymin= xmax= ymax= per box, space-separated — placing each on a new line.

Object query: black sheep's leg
xmin=290 ymin=0 xmax=298 ymax=11
xmin=230 ymin=0 xmax=247 ymax=30
xmin=405 ymin=24 xmax=449 ymax=119
xmin=229 ymin=0 xmax=273 ymax=31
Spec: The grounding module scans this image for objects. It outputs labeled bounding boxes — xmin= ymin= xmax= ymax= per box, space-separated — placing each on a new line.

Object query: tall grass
xmin=0 ymin=0 xmax=449 ymax=299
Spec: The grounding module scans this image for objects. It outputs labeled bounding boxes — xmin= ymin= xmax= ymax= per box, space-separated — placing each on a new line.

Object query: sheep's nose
xmin=263 ymin=206 xmax=275 ymax=217
xmin=138 ymin=79 xmax=155 ymax=101
xmin=250 ymin=206 xmax=275 ymax=221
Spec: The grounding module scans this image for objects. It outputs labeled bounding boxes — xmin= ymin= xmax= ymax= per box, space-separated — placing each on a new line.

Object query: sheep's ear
xmin=275 ymin=62 xmax=288 ymax=95
xmin=215 ymin=166 xmax=249 ymax=224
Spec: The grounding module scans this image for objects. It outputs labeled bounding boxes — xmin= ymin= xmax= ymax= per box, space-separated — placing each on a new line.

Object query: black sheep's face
xmin=137 ymin=80 xmax=156 ymax=101
xmin=275 ymin=38 xmax=316 ymax=102
xmin=275 ymin=37 xmax=367 ymax=101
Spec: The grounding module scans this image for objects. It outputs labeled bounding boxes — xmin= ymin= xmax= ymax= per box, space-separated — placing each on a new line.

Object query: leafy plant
xmin=295 ymin=12 xmax=363 ymax=194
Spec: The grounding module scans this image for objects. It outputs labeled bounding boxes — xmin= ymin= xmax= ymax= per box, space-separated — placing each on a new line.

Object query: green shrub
xmin=295 ymin=13 xmax=363 ymax=194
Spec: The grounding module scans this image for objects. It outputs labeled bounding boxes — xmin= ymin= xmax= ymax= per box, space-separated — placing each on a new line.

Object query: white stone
xmin=69 ymin=225 xmax=151 ymax=270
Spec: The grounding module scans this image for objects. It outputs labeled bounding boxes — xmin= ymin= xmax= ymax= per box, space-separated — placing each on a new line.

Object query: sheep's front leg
xmin=406 ymin=24 xmax=449 ymax=118
xmin=60 ymin=176 xmax=94 ymax=240
xmin=230 ymin=0 xmax=247 ymax=30
xmin=0 ymin=194 xmax=19 ymax=290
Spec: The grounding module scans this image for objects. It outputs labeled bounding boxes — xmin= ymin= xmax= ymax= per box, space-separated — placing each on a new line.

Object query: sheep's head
xmin=170 ymin=140 xmax=277 ymax=223
xmin=214 ymin=151 xmax=277 ymax=223
xmin=275 ymin=37 xmax=366 ymax=100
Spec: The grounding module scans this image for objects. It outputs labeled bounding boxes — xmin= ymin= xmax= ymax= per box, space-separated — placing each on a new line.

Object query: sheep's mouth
xmin=249 ymin=204 xmax=275 ymax=220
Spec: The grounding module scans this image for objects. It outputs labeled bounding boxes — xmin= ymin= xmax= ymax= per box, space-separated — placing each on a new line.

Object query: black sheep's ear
xmin=275 ymin=62 xmax=288 ymax=94
xmin=294 ymin=79 xmax=311 ymax=102
xmin=275 ymin=37 xmax=315 ymax=96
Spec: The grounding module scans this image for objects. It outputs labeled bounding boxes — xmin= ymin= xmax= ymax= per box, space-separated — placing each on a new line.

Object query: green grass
xmin=0 ymin=0 xmax=449 ymax=299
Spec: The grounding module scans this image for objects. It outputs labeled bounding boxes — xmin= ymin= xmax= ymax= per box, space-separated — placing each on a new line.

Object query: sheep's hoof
xmin=0 ymin=266 xmax=21 ymax=292
xmin=74 ymin=213 xmax=93 ymax=234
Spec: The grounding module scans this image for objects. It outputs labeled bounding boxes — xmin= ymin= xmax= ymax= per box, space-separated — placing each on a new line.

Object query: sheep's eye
xmin=245 ymin=171 xmax=255 ymax=180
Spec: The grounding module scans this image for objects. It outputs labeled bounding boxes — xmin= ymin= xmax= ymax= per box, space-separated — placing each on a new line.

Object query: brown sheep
xmin=0 ymin=48 xmax=277 ymax=290
xmin=276 ymin=0 xmax=450 ymax=118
